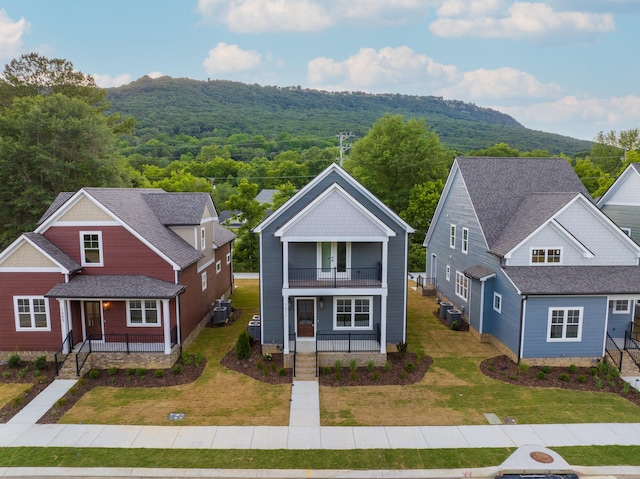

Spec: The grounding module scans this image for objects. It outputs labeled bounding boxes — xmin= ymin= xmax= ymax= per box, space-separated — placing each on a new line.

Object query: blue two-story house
xmin=254 ymin=164 xmax=414 ymax=371
xmin=424 ymin=157 xmax=640 ymax=366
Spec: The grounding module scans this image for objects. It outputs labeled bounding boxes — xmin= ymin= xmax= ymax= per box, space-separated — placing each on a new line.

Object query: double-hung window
xmin=531 ymin=248 xmax=561 ymax=264
xmin=548 ymin=307 xmax=582 ymax=341
xmin=493 ymin=293 xmax=502 ymax=313
xmin=202 ymin=271 xmax=207 ymax=291
xmin=80 ymin=231 xmax=103 ymax=266
xmin=216 ymin=260 xmax=222 ymax=274
xmin=335 ymin=297 xmax=372 ymax=329
xmin=611 ymin=299 xmax=630 ymax=314
xmin=462 ymin=227 xmax=469 ymax=254
xmin=200 ymin=227 xmax=206 ymax=250
xmin=455 ymin=271 xmax=468 ymax=301
xmin=449 ymin=225 xmax=456 ymax=249
xmin=14 ymin=296 xmax=50 ymax=331
xmin=127 ymin=300 xmax=160 ymax=326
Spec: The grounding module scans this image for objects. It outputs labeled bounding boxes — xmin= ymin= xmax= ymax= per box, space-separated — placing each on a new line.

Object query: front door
xmin=296 ymin=299 xmax=315 ymax=337
xmin=318 ymin=242 xmax=349 ymax=279
xmin=84 ymin=301 xmax=103 ymax=339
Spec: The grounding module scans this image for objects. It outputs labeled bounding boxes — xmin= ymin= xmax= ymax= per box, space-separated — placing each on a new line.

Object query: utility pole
xmin=337 ymin=131 xmax=355 ymax=167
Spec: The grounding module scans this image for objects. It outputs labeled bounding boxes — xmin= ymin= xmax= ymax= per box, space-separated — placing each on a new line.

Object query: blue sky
xmin=1 ymin=0 xmax=639 ymax=142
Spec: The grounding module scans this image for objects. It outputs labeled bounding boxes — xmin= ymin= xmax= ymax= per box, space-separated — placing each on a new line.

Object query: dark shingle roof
xmin=456 ymin=157 xmax=590 ymax=251
xmin=23 ymin=232 xmax=81 ymax=273
xmin=45 ymin=275 xmax=185 ymax=299
xmin=213 ymin=222 xmax=236 ymax=248
xmin=503 ymin=266 xmax=640 ymax=295
xmin=464 ymin=265 xmax=496 ymax=280
xmin=144 ymin=192 xmax=215 ymax=225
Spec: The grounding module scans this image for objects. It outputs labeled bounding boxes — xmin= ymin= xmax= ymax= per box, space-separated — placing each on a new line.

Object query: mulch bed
xmin=434 ymin=308 xmax=469 ymax=332
xmin=480 ymin=354 xmax=640 ymax=406
xmin=221 ymin=341 xmax=293 ymax=384
xmin=0 ymin=359 xmax=56 ymax=423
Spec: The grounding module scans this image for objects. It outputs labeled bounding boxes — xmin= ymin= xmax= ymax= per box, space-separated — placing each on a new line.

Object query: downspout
xmin=517 ymin=295 xmax=527 ymax=364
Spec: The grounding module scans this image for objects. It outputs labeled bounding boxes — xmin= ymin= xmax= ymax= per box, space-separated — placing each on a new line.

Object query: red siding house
xmin=0 ymin=188 xmax=235 ymax=375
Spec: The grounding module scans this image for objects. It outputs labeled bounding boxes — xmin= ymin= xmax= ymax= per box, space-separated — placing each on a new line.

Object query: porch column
xmin=381 ymin=239 xmax=388 ymax=288
xmin=282 ymin=239 xmax=289 ymax=289
xmin=58 ymin=299 xmax=70 ymax=353
xmin=380 ymin=294 xmax=387 ymax=354
xmin=283 ymin=295 xmax=290 ymax=354
xmin=162 ymin=299 xmax=171 ymax=354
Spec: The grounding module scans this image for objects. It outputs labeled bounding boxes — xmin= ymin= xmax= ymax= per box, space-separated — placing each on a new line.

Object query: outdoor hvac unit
xmin=213 ymin=306 xmax=228 ymax=325
xmin=439 ymin=302 xmax=453 ymax=319
xmin=218 ymin=299 xmax=232 ymax=318
xmin=446 ymin=309 xmax=462 ymax=327
xmin=247 ymin=319 xmax=261 ymax=341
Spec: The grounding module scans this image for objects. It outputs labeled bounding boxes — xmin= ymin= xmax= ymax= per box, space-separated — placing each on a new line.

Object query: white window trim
xmin=216 ymin=260 xmax=222 ymax=274
xmin=333 ymin=296 xmax=373 ymax=330
xmin=445 ymin=265 xmax=451 ymax=282
xmin=126 ymin=300 xmax=161 ymax=327
xmin=200 ymin=227 xmax=206 ymax=250
xmin=80 ymin=231 xmax=104 ymax=267
xmin=612 ymin=299 xmax=630 ymax=314
xmin=202 ymin=271 xmax=207 ymax=291
xmin=547 ymin=307 xmax=583 ymax=342
xmin=493 ymin=292 xmax=502 ymax=313
xmin=462 ymin=227 xmax=469 ymax=254
xmin=450 ymin=224 xmax=456 ymax=249
xmin=455 ymin=271 xmax=468 ymax=301
xmin=529 ymin=247 xmax=563 ymax=265
xmin=14 ymin=296 xmax=51 ymax=331
xmin=226 ymin=252 xmax=231 ymax=265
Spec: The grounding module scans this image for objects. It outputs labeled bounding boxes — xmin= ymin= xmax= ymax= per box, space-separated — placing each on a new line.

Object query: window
xmin=446 ymin=265 xmax=451 ymax=281
xmin=612 ymin=299 xmax=630 ymax=314
xmin=216 ymin=260 xmax=222 ymax=274
xmin=202 ymin=271 xmax=207 ymax=291
xmin=531 ymin=248 xmax=561 ymax=264
xmin=450 ymin=224 xmax=456 ymax=249
xmin=548 ymin=307 xmax=582 ymax=341
xmin=335 ymin=297 xmax=372 ymax=329
xmin=493 ymin=293 xmax=502 ymax=313
xmin=318 ymin=242 xmax=351 ymax=277
xmin=455 ymin=271 xmax=468 ymax=301
xmin=200 ymin=227 xmax=206 ymax=250
xmin=14 ymin=296 xmax=50 ymax=331
xmin=127 ymin=300 xmax=160 ymax=326
xmin=226 ymin=252 xmax=231 ymax=265
xmin=80 ymin=231 xmax=103 ymax=266
xmin=462 ymin=227 xmax=469 ymax=254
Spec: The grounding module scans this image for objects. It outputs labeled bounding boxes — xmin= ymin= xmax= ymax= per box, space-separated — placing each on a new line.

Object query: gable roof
xmin=596 ymin=162 xmax=640 ymax=207
xmin=255 ymin=189 xmax=279 ymax=205
xmin=0 ymin=232 xmax=81 ymax=274
xmin=36 ymin=188 xmax=209 ymax=270
xmin=213 ymin=222 xmax=236 ymax=248
xmin=254 ymin=163 xmax=414 ymax=234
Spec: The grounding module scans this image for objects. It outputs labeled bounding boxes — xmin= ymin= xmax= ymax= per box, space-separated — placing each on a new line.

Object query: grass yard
xmin=319 ymin=283 xmax=640 ymax=426
xmin=0 ymin=383 xmax=31 ymax=420
xmin=59 ymin=279 xmax=291 ymax=426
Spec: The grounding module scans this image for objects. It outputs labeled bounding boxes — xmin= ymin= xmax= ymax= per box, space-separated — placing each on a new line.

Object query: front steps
xmin=620 ymin=350 xmax=640 ymax=377
xmin=294 ymin=352 xmax=317 ymax=380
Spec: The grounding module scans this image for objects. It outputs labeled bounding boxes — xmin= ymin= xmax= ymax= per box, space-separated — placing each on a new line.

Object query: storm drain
xmin=167 ymin=413 xmax=185 ymax=420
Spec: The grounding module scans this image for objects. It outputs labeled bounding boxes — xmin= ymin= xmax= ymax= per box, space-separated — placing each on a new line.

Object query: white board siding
xmin=605 ymin=170 xmax=640 ymax=205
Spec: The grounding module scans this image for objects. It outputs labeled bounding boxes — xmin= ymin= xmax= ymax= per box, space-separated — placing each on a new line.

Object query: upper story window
xmin=200 ymin=227 xmax=206 ymax=250
xmin=335 ymin=296 xmax=372 ymax=329
xmin=202 ymin=271 xmax=207 ymax=291
xmin=455 ymin=271 xmax=468 ymax=301
xmin=446 ymin=265 xmax=450 ymax=281
xmin=127 ymin=300 xmax=160 ymax=327
xmin=548 ymin=307 xmax=582 ymax=341
xmin=216 ymin=260 xmax=222 ymax=274
xmin=493 ymin=293 xmax=502 ymax=313
xmin=611 ymin=299 xmax=630 ymax=314
xmin=80 ymin=231 xmax=103 ymax=267
xmin=14 ymin=296 xmax=50 ymax=331
xmin=449 ymin=225 xmax=456 ymax=249
xmin=226 ymin=252 xmax=231 ymax=265
xmin=462 ymin=227 xmax=469 ymax=254
xmin=531 ymin=248 xmax=561 ymax=264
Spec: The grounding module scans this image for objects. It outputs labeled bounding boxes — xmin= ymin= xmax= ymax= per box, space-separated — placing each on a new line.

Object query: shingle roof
xmin=144 ymin=192 xmax=215 ymax=225
xmin=456 ymin=157 xmax=590 ymax=251
xmin=255 ymin=189 xmax=279 ymax=205
xmin=24 ymin=232 xmax=81 ymax=273
xmin=213 ymin=222 xmax=236 ymax=248
xmin=45 ymin=275 xmax=185 ymax=299
xmin=464 ymin=265 xmax=496 ymax=280
xmin=503 ymin=266 xmax=640 ymax=295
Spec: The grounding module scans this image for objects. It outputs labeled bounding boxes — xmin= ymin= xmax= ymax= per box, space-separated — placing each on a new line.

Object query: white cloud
xmin=93 ymin=73 xmax=133 ymax=88
xmin=440 ymin=67 xmax=562 ymax=100
xmin=197 ymin=0 xmax=332 ymax=33
xmin=342 ymin=0 xmax=429 ymax=24
xmin=308 ymin=46 xmax=459 ymax=92
xmin=0 ymin=9 xmax=29 ymax=60
xmin=147 ymin=71 xmax=163 ymax=79
xmin=430 ymin=1 xmax=614 ymax=41
xmin=203 ymin=42 xmax=261 ymax=75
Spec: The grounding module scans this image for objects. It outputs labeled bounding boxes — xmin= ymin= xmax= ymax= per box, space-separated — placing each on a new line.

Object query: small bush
xmin=33 ymin=355 xmax=47 ymax=370
xmin=416 ymin=348 xmax=425 ymax=364
xmin=2 ymin=371 xmax=11 ymax=379
xmin=54 ymin=397 xmax=67 ymax=408
xmin=17 ymin=367 xmax=28 ymax=379
xmin=508 ymin=374 xmax=517 ymax=380
xmin=194 ymin=352 xmax=204 ymax=367
xmin=107 ymin=367 xmax=117 ymax=376
xmin=487 ymin=365 xmax=495 ymax=372
xmin=594 ymin=376 xmax=603 ymax=389
xmin=589 ymin=367 xmax=598 ymax=376
xmin=541 ymin=365 xmax=551 ymax=374
xmin=334 ymin=360 xmax=342 ymax=371
xmin=450 ymin=320 xmax=460 ymax=331
xmin=278 ymin=367 xmax=287 ymax=376
xmin=349 ymin=359 xmax=357 ymax=373
xmin=396 ymin=342 xmax=408 ymax=357
xmin=33 ymin=369 xmax=41 ymax=377
xmin=154 ymin=369 xmax=164 ymax=378
xmin=350 ymin=371 xmax=357 ymax=381
xmin=256 ymin=361 xmax=263 ymax=370
xmin=235 ymin=331 xmax=252 ymax=360
xmin=537 ymin=371 xmax=546 ymax=380
xmin=384 ymin=361 xmax=391 ymax=373
xmin=623 ymin=382 xmax=631 ymax=394
xmin=401 ymin=371 xmax=408 ymax=380
xmin=367 ymin=360 xmax=375 ymax=372
xmin=517 ymin=362 xmax=529 ymax=374
xmin=181 ymin=351 xmax=193 ymax=365
xmin=88 ymin=369 xmax=100 ymax=379
xmin=372 ymin=371 xmax=380 ymax=381
xmin=171 ymin=363 xmax=183 ymax=375
xmin=405 ymin=362 xmax=416 ymax=373
xmin=577 ymin=375 xmax=586 ymax=383
xmin=7 ymin=354 xmax=20 ymax=368
xmin=263 ymin=353 xmax=272 ymax=362
xmin=568 ymin=364 xmax=578 ymax=373
xmin=135 ymin=368 xmax=146 ymax=377
xmin=559 ymin=373 xmax=570 ymax=382
xmin=270 ymin=363 xmax=276 ymax=372
xmin=322 ymin=366 xmax=332 ymax=375
xmin=125 ymin=368 xmax=135 ymax=376
xmin=333 ymin=371 xmax=341 ymax=381
xmin=35 ymin=375 xmax=47 ymax=384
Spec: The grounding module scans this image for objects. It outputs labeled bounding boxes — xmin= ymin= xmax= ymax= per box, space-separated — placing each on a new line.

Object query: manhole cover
xmin=530 ymin=451 xmax=554 ymax=463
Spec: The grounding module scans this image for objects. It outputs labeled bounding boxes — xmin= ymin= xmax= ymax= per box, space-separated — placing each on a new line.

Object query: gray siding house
xmin=424 ymin=157 xmax=640 ymax=366
xmin=597 ymin=163 xmax=640 ymax=244
xmin=254 ymin=164 xmax=414 ymax=369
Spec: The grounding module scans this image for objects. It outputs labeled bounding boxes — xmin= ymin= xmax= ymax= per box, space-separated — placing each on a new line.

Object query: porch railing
xmin=605 ymin=332 xmax=623 ymax=372
xmin=54 ymin=330 xmax=74 ymax=376
xmin=87 ymin=326 xmax=178 ymax=353
xmin=289 ymin=332 xmax=297 ymax=377
xmin=316 ymin=324 xmax=381 ymax=353
xmin=625 ymin=329 xmax=640 ymax=370
xmin=75 ymin=336 xmax=92 ymax=376
xmin=416 ymin=275 xmax=436 ymax=291
xmin=289 ymin=265 xmax=382 ymax=288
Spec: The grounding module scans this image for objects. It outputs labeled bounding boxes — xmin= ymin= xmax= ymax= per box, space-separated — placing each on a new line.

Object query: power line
xmin=337 ymin=131 xmax=355 ymax=167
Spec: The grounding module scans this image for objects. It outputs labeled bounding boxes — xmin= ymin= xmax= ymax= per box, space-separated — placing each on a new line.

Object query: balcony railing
xmin=289 ymin=265 xmax=382 ymax=288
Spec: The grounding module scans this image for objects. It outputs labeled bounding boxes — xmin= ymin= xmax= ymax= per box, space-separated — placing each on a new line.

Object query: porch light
xmin=102 ymin=301 xmax=112 ymax=311
xmin=319 ymin=297 xmax=324 ymax=310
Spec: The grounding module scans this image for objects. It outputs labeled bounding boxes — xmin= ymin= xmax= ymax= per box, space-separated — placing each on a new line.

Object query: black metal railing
xmin=54 ymin=330 xmax=74 ymax=376
xmin=316 ymin=327 xmax=381 ymax=353
xmin=416 ymin=275 xmax=436 ymax=291
xmin=605 ymin=332 xmax=623 ymax=372
xmin=289 ymin=332 xmax=297 ymax=377
xmin=87 ymin=326 xmax=178 ymax=353
xmin=75 ymin=335 xmax=92 ymax=376
xmin=625 ymin=330 xmax=640 ymax=370
xmin=289 ymin=265 xmax=382 ymax=288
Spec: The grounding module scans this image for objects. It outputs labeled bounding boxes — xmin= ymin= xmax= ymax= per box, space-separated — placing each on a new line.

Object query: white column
xmin=282 ymin=239 xmax=289 ymax=289
xmin=59 ymin=300 xmax=70 ymax=353
xmin=380 ymin=294 xmax=387 ymax=354
xmin=162 ymin=299 xmax=171 ymax=354
xmin=283 ymin=295 xmax=290 ymax=354
xmin=381 ymin=239 xmax=388 ymax=288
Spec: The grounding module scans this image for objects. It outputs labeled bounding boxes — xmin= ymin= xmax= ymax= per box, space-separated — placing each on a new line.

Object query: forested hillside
xmin=107 ymin=76 xmax=592 ymax=155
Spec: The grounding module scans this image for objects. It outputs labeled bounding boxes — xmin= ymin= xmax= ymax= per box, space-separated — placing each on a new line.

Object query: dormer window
xmin=80 ymin=231 xmax=103 ymax=267
xmin=531 ymin=248 xmax=561 ymax=264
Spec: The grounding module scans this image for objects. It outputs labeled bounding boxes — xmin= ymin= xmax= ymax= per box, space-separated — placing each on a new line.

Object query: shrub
xmin=577 ymin=375 xmax=586 ymax=383
xmin=125 ymin=368 xmax=135 ymax=376
xmin=54 ymin=397 xmax=67 ymax=408
xmin=154 ymin=369 xmax=164 ymax=378
xmin=194 ymin=352 xmax=204 ymax=367
xmin=333 ymin=371 xmax=341 ymax=381
xmin=623 ymin=382 xmax=631 ymax=394
xmin=405 ymin=362 xmax=416 ymax=373
xmin=17 ymin=367 xmax=28 ymax=379
xmin=135 ymin=368 xmax=146 ymax=377
xmin=508 ymin=375 xmax=517 ymax=380
xmin=537 ymin=371 xmax=546 ymax=380
xmin=33 ymin=355 xmax=47 ymax=370
xmin=416 ymin=348 xmax=425 ymax=364
xmin=88 ymin=369 xmax=100 ymax=379
xmin=2 ymin=371 xmax=10 ymax=379
xmin=401 ymin=371 xmax=408 ymax=380
xmin=568 ymin=364 xmax=578 ymax=373
xmin=34 ymin=369 xmax=41 ymax=377
xmin=278 ymin=367 xmax=287 ymax=376
xmin=396 ymin=342 xmax=408 ymax=357
xmin=7 ymin=354 xmax=20 ymax=368
xmin=367 ymin=360 xmax=375 ymax=372
xmin=263 ymin=353 xmax=272 ymax=362
xmin=594 ymin=376 xmax=603 ymax=389
xmin=270 ymin=363 xmax=276 ymax=372
xmin=322 ymin=366 xmax=331 ymax=375
xmin=181 ymin=351 xmax=193 ymax=365
xmin=171 ymin=363 xmax=183 ymax=375
xmin=541 ymin=365 xmax=551 ymax=374
xmin=517 ymin=362 xmax=529 ymax=374
xmin=107 ymin=367 xmax=117 ymax=376
xmin=589 ymin=367 xmax=598 ymax=376
xmin=349 ymin=359 xmax=357 ymax=373
xmin=36 ymin=375 xmax=47 ymax=384
xmin=334 ymin=360 xmax=342 ymax=371
xmin=372 ymin=372 xmax=380 ymax=381
xmin=450 ymin=320 xmax=459 ymax=331
xmin=235 ymin=331 xmax=252 ymax=360
xmin=350 ymin=371 xmax=357 ymax=381
xmin=256 ymin=361 xmax=263 ymax=370
xmin=384 ymin=361 xmax=391 ymax=373
xmin=559 ymin=373 xmax=570 ymax=382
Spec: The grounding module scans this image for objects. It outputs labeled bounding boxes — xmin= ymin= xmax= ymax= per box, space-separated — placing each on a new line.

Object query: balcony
xmin=288 ymin=265 xmax=382 ymax=288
